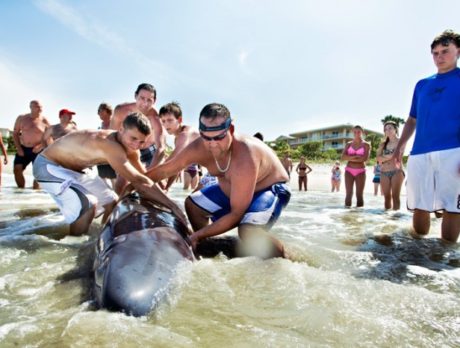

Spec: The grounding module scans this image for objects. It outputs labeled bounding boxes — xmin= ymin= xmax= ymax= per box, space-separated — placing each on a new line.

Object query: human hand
xmin=17 ymin=148 xmax=24 ymax=157
xmin=32 ymin=144 xmax=43 ymax=154
xmin=3 ymin=157 xmax=7 ymax=165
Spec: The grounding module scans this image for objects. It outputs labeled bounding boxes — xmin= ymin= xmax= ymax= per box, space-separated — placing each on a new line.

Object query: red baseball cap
xmin=59 ymin=108 xmax=76 ymax=117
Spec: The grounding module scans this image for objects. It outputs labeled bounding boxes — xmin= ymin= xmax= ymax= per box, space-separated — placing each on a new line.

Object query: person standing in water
xmin=158 ymin=102 xmax=200 ymax=191
xmin=331 ymin=161 xmax=341 ymax=192
xmin=393 ymin=30 xmax=460 ymax=242
xmin=41 ymin=109 xmax=78 ymax=147
xmin=296 ymin=156 xmax=312 ymax=191
xmin=377 ymin=121 xmax=405 ymax=210
xmin=12 ymin=100 xmax=50 ymax=189
xmin=341 ymin=125 xmax=370 ymax=207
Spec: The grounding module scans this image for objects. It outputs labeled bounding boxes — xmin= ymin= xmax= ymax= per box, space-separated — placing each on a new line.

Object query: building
xmin=285 ymin=123 xmax=383 ymax=152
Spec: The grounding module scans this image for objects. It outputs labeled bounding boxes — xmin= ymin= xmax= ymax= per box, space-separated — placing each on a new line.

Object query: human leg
xmin=390 ymin=171 xmax=405 ymax=210
xmin=380 ymin=175 xmax=392 ymax=210
xmin=355 ymin=172 xmax=366 ymax=207
xmin=185 ymin=196 xmax=210 ymax=231
xmin=413 ymin=209 xmax=430 ymax=236
xmin=441 ymin=212 xmax=460 ymax=243
xmin=14 ymin=164 xmax=25 ymax=188
xmin=183 ymin=172 xmax=191 ymax=190
xmin=69 ymin=205 xmax=96 ymax=236
xmin=344 ymin=171 xmax=354 ymax=207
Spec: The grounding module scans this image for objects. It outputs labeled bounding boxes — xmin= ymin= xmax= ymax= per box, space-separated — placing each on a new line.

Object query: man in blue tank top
xmin=394 ymin=29 xmax=460 ymax=243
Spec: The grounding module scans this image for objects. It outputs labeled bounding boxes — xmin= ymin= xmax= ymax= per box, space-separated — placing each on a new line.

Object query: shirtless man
xmin=281 ymin=153 xmax=293 ymax=178
xmin=33 ymin=112 xmax=186 ymax=236
xmin=110 ymin=83 xmax=165 ymax=169
xmin=13 ymin=100 xmax=50 ymax=189
xmin=159 ymin=102 xmax=200 ymax=191
xmin=42 ymin=108 xmax=78 ymax=147
xmin=148 ymin=103 xmax=291 ymax=258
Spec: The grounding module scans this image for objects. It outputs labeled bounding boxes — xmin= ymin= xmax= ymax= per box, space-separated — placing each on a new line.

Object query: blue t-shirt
xmin=409 ymin=67 xmax=460 ymax=155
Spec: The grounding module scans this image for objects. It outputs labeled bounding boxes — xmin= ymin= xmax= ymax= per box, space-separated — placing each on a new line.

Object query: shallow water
xmin=1 ymin=159 xmax=459 ymax=347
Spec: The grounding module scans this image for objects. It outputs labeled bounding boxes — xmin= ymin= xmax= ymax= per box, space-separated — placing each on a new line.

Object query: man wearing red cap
xmin=42 ymin=108 xmax=78 ymax=147
xmin=13 ymin=100 xmax=50 ymax=189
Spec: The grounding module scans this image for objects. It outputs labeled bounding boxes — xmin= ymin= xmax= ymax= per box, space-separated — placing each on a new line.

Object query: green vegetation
xmin=5 ymin=136 xmax=16 ymax=154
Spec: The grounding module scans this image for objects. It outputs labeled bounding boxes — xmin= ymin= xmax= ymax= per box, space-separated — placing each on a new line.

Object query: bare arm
xmin=306 ymin=164 xmax=312 ymax=174
xmin=107 ymin=147 xmax=188 ymax=224
xmin=13 ymin=116 xmax=24 ymax=156
xmin=109 ymin=105 xmax=125 ymax=130
xmin=393 ymin=116 xmax=416 ymax=162
xmin=0 ymin=135 xmax=7 ymax=164
xmin=41 ymin=126 xmax=54 ymax=148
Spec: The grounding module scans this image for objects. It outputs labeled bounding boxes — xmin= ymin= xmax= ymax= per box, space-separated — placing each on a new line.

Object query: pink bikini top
xmin=347 ymin=145 xmax=365 ymax=156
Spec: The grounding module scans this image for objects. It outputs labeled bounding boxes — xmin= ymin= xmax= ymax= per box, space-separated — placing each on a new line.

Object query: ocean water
xmin=1 ymin=158 xmax=459 ymax=347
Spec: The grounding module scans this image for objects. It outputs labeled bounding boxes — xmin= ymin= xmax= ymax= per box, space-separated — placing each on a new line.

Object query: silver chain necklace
xmin=214 ymin=150 xmax=232 ymax=173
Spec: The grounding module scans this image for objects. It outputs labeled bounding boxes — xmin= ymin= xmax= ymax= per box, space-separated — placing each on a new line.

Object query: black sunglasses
xmin=200 ymin=129 xmax=228 ymax=141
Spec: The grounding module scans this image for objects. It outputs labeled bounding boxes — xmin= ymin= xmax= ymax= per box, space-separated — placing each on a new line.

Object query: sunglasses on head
xmin=200 ymin=129 xmax=228 ymax=141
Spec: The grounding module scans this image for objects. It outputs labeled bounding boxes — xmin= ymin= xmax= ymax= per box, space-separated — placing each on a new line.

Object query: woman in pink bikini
xmin=341 ymin=125 xmax=370 ymax=207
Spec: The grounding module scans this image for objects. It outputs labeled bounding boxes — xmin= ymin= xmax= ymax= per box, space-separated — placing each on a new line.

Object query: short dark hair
xmin=98 ymin=102 xmax=113 ymax=114
xmin=431 ymin=29 xmax=460 ymax=50
xmin=159 ymin=102 xmax=182 ymax=119
xmin=199 ymin=103 xmax=231 ymax=121
xmin=135 ymin=83 xmax=157 ymax=100
xmin=253 ymin=132 xmax=264 ymax=141
xmin=123 ymin=112 xmax=151 ymax=136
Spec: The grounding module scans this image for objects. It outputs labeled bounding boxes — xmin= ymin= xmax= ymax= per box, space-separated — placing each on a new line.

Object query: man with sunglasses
xmin=147 ymin=103 xmax=291 ymax=258
xmin=394 ymin=29 xmax=460 ymax=243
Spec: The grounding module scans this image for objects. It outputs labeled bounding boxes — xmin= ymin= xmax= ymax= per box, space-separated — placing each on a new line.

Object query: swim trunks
xmin=189 ymin=182 xmax=291 ymax=229
xmin=406 ymin=147 xmax=460 ymax=213
xmin=14 ymin=145 xmax=38 ymax=168
xmin=140 ymin=144 xmax=157 ymax=167
xmin=33 ymin=154 xmax=118 ymax=223
xmin=97 ymin=164 xmax=117 ymax=179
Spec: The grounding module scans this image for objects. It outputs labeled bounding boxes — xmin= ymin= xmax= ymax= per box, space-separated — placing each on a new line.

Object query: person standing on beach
xmin=281 ymin=153 xmax=293 ymax=179
xmin=41 ymin=109 xmax=78 ymax=147
xmin=331 ymin=161 xmax=341 ymax=192
xmin=0 ymin=133 xmax=8 ymax=190
xmin=158 ymin=102 xmax=200 ymax=191
xmin=341 ymin=125 xmax=370 ymax=207
xmin=147 ymin=103 xmax=291 ymax=258
xmin=33 ymin=112 xmax=187 ymax=236
xmin=377 ymin=121 xmax=404 ymax=210
xmin=110 ymin=83 xmax=166 ymax=193
xmin=393 ymin=29 xmax=460 ymax=242
xmin=96 ymin=103 xmax=117 ymax=187
xmin=12 ymin=100 xmax=50 ymax=189
xmin=296 ymin=156 xmax=312 ymax=191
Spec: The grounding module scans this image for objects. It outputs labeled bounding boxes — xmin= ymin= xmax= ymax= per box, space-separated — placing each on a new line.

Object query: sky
xmin=1 ymin=0 xmax=459 ymax=144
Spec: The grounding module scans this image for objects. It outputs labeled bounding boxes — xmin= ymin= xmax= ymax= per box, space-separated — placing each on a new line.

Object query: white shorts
xmin=406 ymin=147 xmax=460 ymax=213
xmin=33 ymin=154 xmax=118 ymax=223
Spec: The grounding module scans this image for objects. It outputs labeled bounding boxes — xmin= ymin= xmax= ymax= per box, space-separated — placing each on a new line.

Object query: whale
xmin=93 ymin=193 xmax=194 ymax=316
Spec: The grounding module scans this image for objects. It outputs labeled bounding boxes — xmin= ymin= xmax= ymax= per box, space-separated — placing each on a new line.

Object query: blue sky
xmin=1 ymin=0 xmax=459 ymax=143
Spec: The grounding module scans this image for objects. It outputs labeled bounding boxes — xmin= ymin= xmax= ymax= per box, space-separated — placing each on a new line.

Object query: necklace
xmin=214 ymin=150 xmax=232 ymax=173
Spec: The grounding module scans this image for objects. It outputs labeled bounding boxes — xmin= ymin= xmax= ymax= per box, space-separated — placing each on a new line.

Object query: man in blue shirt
xmin=394 ymin=30 xmax=460 ymax=243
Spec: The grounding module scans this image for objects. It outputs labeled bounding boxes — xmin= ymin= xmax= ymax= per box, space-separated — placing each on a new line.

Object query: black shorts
xmin=97 ymin=164 xmax=117 ymax=179
xmin=14 ymin=146 xmax=38 ymax=169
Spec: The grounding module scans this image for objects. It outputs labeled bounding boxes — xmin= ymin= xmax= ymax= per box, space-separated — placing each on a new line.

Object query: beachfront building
xmin=286 ymin=123 xmax=383 ymax=152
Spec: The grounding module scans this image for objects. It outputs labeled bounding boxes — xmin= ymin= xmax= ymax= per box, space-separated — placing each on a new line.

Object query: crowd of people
xmin=1 ymin=29 xmax=459 ymax=250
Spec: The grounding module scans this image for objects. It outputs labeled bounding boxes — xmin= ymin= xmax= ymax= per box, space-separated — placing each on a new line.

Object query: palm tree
xmin=381 ymin=115 xmax=405 ymax=127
